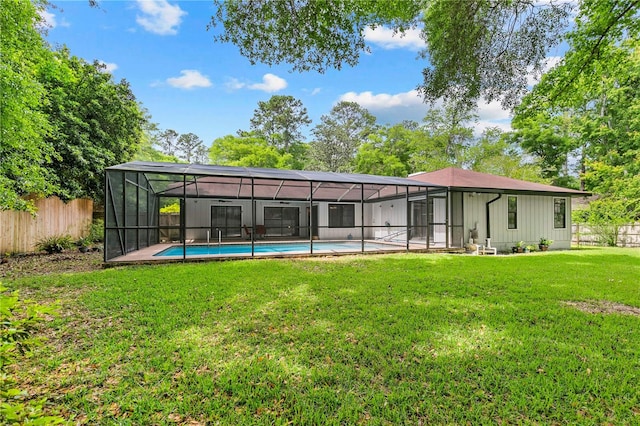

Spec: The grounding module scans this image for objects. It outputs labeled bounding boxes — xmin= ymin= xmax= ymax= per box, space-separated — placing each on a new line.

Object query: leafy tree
xmin=176 ymin=133 xmax=207 ymax=163
xmin=210 ymin=1 xmax=421 ymax=73
xmin=307 ymin=101 xmax=376 ymax=172
xmin=209 ymin=133 xmax=293 ymax=169
xmin=354 ymin=122 xmax=419 ymax=177
xmin=249 ymin=95 xmax=312 ymax=152
xmin=209 ymin=1 xmax=638 ymax=108
xmin=0 ymin=0 xmax=54 ymax=212
xmin=514 ymin=37 xmax=640 ymax=190
xmin=37 ymin=48 xmax=145 ymax=201
xmin=508 ymin=112 xmax=580 ymax=188
xmin=419 ymin=103 xmax=475 ymax=167
xmin=465 ymin=127 xmax=543 ymax=182
xmin=133 ymin=117 xmax=179 ymax=163
xmin=157 ymin=129 xmax=180 ymax=157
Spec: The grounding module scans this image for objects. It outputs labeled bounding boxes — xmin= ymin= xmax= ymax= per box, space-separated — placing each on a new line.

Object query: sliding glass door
xmin=211 ymin=206 xmax=242 ymax=238
xmin=264 ymin=207 xmax=299 ymax=237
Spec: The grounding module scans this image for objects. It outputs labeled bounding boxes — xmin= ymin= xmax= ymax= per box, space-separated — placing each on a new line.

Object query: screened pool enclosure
xmin=104 ymin=162 xmax=459 ymax=262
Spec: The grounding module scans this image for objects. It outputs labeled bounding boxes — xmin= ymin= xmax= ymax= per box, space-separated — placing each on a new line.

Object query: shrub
xmin=88 ymin=219 xmax=104 ymax=243
xmin=34 ymin=235 xmax=74 ymax=254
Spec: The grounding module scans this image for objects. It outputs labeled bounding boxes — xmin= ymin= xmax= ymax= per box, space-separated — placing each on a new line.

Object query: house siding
xmin=461 ymin=192 xmax=572 ymax=251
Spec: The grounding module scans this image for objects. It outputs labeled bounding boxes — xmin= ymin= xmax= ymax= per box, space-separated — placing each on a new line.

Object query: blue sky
xmin=42 ymin=0 xmax=521 ymax=147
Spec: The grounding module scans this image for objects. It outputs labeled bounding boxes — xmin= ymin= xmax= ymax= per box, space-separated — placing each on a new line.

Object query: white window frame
xmin=553 ymin=198 xmax=567 ymax=229
xmin=507 ymin=195 xmax=518 ymax=230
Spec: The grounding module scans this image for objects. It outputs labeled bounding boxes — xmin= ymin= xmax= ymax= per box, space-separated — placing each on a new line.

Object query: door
xmin=264 ymin=207 xmax=300 ymax=237
xmin=211 ymin=205 xmax=242 ymax=238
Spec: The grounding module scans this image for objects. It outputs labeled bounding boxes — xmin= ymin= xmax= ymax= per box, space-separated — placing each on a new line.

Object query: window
xmin=554 ymin=198 xmax=566 ymax=228
xmin=507 ymin=196 xmax=517 ymax=229
xmin=329 ymin=204 xmax=355 ymax=228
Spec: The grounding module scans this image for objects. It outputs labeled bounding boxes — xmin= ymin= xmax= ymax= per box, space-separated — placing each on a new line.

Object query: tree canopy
xmin=209 ymin=0 xmax=639 ymax=109
xmin=0 ymin=0 xmax=54 ymax=211
xmin=1 ymin=0 xmax=148 ymax=210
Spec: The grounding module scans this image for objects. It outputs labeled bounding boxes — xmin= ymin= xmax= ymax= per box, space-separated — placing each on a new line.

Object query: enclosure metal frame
xmin=104 ymin=162 xmax=452 ymax=262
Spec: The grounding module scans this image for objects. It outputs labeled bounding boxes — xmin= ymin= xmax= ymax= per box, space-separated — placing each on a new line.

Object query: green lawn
xmin=8 ymin=248 xmax=640 ymax=425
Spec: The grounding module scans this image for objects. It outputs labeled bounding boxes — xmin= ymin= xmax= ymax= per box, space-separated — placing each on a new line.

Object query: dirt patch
xmin=0 ymin=249 xmax=104 ymax=280
xmin=564 ymin=300 xmax=640 ymax=317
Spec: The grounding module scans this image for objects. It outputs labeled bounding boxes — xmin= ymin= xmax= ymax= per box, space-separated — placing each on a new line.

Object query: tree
xmin=354 ymin=122 xmax=419 ymax=177
xmin=133 ymin=115 xmax=179 ymax=163
xmin=249 ymin=95 xmax=312 ymax=152
xmin=0 ymin=0 xmax=54 ymax=211
xmin=38 ymin=48 xmax=146 ymax=201
xmin=513 ymin=38 xmax=640 ymax=190
xmin=157 ymin=129 xmax=180 ymax=157
xmin=419 ymin=103 xmax=475 ymax=167
xmin=465 ymin=127 xmax=543 ymax=182
xmin=209 ymin=133 xmax=293 ymax=169
xmin=209 ymin=1 xmax=638 ymax=108
xmin=176 ymin=133 xmax=207 ymax=163
xmin=307 ymin=102 xmax=377 ymax=172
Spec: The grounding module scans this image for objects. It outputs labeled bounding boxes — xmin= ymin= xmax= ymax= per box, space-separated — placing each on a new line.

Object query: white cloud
xmin=527 ymin=56 xmax=563 ymax=86
xmin=311 ymin=88 xmax=321 ymax=96
xmin=136 ymin=0 xmax=186 ymax=35
xmin=39 ymin=10 xmax=57 ymax=28
xmin=340 ymin=90 xmax=514 ymax=133
xmin=227 ymin=74 xmax=288 ymax=92
xmin=473 ymin=101 xmax=512 ymax=136
xmin=477 ymin=101 xmax=511 ymax=122
xmin=340 ymin=90 xmax=424 ymax=109
xmin=225 ymin=77 xmax=246 ymax=91
xmin=364 ymin=26 xmax=424 ymax=51
xmin=167 ymin=70 xmax=212 ymax=89
xmin=248 ymin=74 xmax=288 ymax=92
xmin=339 ymin=90 xmax=429 ymax=122
xmin=98 ymin=61 xmax=118 ymax=73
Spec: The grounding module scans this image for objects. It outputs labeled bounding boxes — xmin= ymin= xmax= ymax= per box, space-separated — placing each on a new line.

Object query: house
xmin=408 ymin=168 xmax=590 ymax=251
xmin=103 ymin=162 xmax=589 ymax=262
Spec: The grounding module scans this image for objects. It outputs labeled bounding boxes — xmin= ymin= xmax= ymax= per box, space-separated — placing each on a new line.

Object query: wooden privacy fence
xmin=0 ymin=197 xmax=93 ymax=254
xmin=572 ymin=223 xmax=640 ymax=247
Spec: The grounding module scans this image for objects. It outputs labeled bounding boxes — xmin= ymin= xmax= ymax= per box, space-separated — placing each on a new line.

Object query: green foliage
xmin=176 ymin=133 xmax=207 ymax=164
xmin=34 ymin=234 xmax=74 ymax=254
xmin=210 ymin=0 xmax=421 ymax=73
xmin=159 ymin=203 xmax=180 ymax=214
xmin=539 ymin=237 xmax=553 ymax=246
xmin=0 ymin=285 xmax=66 ymax=424
xmin=307 ymin=101 xmax=377 ymax=172
xmin=209 ymin=133 xmax=294 ymax=169
xmin=249 ymin=95 xmax=312 ymax=152
xmin=421 ymin=1 xmax=572 ymax=109
xmin=37 ymin=48 xmax=146 ymax=202
xmin=0 ymin=0 xmax=55 ymax=212
xmin=574 ymin=198 xmax=635 ymax=247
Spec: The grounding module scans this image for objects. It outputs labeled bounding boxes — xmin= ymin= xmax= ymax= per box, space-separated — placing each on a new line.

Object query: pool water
xmin=154 ymin=241 xmax=397 ymax=257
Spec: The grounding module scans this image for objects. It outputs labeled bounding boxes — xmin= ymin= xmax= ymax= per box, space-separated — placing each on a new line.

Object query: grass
xmin=6 ymin=248 xmax=640 ymax=424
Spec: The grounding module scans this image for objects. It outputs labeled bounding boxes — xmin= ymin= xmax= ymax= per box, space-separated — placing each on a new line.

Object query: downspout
xmin=485 ymin=194 xmax=502 ymax=242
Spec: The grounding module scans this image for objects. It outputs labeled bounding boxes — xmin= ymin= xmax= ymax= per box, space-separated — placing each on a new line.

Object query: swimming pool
xmin=154 ymin=241 xmax=400 ymax=257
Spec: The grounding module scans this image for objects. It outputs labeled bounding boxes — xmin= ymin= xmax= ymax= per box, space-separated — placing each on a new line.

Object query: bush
xmin=34 ymin=235 xmax=74 ymax=254
xmin=88 ymin=219 xmax=104 ymax=243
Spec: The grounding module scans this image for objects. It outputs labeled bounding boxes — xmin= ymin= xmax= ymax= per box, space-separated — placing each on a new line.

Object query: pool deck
xmin=107 ymin=239 xmax=455 ymax=263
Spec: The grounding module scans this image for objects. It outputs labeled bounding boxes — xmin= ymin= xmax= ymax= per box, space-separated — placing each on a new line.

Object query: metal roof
xmin=409 ymin=167 xmax=591 ymax=196
xmin=108 ymin=161 xmax=443 ymax=188
xmin=108 ymin=161 xmax=446 ymax=202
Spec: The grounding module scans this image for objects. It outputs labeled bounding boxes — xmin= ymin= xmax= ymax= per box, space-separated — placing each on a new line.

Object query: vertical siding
xmin=0 ymin=197 xmax=94 ymax=254
xmin=461 ymin=192 xmax=572 ymax=251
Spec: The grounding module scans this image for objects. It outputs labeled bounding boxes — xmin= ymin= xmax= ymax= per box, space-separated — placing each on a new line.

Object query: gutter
xmin=486 ymin=194 xmax=502 ymax=239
